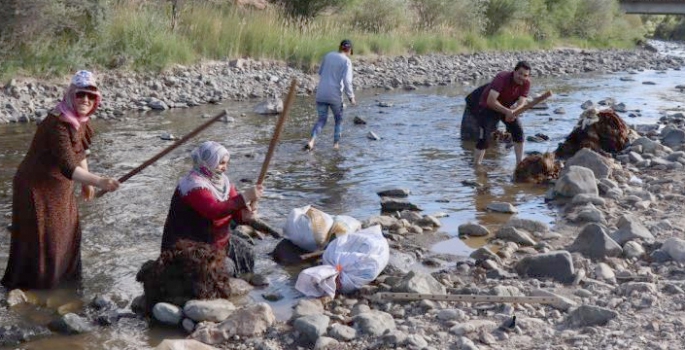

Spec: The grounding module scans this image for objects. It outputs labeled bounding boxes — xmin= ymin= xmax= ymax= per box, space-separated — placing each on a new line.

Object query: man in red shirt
xmin=473 ymin=61 xmax=532 ymax=167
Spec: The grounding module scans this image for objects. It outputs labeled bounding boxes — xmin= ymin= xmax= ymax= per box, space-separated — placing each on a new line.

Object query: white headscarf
xmin=178 ymin=141 xmax=231 ymax=200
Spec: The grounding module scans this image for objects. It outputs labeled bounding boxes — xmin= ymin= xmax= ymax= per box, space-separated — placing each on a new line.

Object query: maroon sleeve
xmin=182 ymin=187 xmax=247 ymax=220
xmin=47 ymin=120 xmax=79 ymax=179
xmin=489 ymin=72 xmax=507 ymax=93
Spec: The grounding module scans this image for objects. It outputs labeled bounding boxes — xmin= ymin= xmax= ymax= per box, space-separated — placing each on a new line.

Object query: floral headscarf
xmin=178 ymin=141 xmax=231 ymax=200
xmin=53 ymin=70 xmax=102 ymax=130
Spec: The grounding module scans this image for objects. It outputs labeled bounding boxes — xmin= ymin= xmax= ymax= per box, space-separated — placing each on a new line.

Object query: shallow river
xmin=1 ymin=41 xmax=684 ymax=349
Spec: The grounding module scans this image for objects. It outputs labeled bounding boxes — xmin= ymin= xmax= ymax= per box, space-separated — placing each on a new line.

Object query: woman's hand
xmin=97 ymin=177 xmax=120 ymax=192
xmin=82 ymin=185 xmax=95 ymax=201
xmin=240 ymin=208 xmax=256 ymax=222
xmin=242 ymin=184 xmax=264 ymax=203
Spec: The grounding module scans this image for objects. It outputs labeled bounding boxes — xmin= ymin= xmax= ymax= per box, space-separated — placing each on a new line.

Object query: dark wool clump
xmin=136 ymin=239 xmax=232 ymax=310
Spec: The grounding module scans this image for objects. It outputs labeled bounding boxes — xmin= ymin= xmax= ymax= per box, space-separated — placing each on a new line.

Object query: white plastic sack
xmin=328 ymin=215 xmax=362 ymax=238
xmin=294 ymin=265 xmax=338 ymax=298
xmin=323 ymin=225 xmax=389 ymax=293
xmin=283 ymin=205 xmax=334 ymax=252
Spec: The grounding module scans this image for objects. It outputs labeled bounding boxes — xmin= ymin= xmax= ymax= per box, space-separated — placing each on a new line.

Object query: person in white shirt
xmin=305 ymin=39 xmax=357 ymax=151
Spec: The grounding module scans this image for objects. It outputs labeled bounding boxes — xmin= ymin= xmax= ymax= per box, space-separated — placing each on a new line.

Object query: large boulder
xmin=567 ymin=224 xmax=622 ymax=260
xmin=515 ymin=251 xmax=575 ymax=283
xmin=554 ymin=166 xmax=598 ymax=197
xmin=564 ymin=148 xmax=612 ymax=179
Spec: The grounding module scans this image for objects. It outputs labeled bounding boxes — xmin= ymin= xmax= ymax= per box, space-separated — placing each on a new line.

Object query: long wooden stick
xmin=513 ymin=90 xmax=553 ymax=117
xmin=97 ymin=110 xmax=228 ymax=197
xmin=257 ymin=78 xmax=297 ymax=185
xmin=375 ymin=292 xmax=561 ymax=304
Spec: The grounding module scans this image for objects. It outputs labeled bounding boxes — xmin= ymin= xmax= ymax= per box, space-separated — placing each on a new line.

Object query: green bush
xmin=348 ymin=0 xmax=408 ymax=33
xmin=410 ymin=0 xmax=486 ymax=33
xmin=484 ymin=0 xmax=522 ymax=35
xmin=269 ymin=0 xmax=352 ymax=21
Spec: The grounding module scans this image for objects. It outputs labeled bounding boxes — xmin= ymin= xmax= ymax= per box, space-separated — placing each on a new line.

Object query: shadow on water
xmin=1 ymin=46 xmax=685 ymax=348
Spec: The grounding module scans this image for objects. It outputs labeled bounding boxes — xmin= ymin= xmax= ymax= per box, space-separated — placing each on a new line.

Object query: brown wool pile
xmin=136 ymin=240 xmax=232 ymax=310
xmin=555 ymin=108 xmax=630 ymax=159
xmin=514 ymin=152 xmax=561 ymax=184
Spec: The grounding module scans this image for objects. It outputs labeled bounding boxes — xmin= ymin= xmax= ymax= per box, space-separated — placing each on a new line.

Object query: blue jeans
xmin=311 ymin=102 xmax=344 ymax=143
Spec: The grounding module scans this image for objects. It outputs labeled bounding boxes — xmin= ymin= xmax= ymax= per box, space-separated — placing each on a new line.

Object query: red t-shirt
xmin=479 ymin=71 xmax=530 ymax=109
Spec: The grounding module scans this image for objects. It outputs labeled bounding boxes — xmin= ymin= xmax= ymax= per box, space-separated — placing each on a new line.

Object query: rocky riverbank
xmin=185 ymin=109 xmax=685 ymax=350
xmin=2 ymin=46 xmax=685 ymax=350
xmin=1 ymin=46 xmax=684 ymax=124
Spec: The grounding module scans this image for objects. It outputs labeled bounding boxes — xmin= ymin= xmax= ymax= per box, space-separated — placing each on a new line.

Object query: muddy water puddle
xmin=1 ymin=44 xmax=685 ymax=348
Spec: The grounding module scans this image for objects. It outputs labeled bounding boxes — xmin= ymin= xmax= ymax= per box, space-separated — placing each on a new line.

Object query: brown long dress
xmin=2 ymin=112 xmax=93 ymax=289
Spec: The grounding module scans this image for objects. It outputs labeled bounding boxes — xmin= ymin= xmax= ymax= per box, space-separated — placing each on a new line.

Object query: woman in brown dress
xmin=2 ymin=70 xmax=120 ymax=290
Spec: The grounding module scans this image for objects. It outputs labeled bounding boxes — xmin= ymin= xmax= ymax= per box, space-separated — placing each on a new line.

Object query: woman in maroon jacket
xmin=161 ymin=141 xmax=263 ymax=276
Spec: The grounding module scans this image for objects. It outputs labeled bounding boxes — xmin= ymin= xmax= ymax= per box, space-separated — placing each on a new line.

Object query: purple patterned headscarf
xmin=54 ymin=70 xmax=102 ymax=130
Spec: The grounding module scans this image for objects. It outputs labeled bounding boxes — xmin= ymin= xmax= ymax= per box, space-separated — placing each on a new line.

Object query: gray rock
xmin=610 ymin=214 xmax=655 ymax=245
xmin=6 ymin=289 xmax=28 ymax=307
xmin=495 ymin=226 xmax=536 ymax=246
xmin=293 ymin=314 xmax=330 ymax=343
xmin=650 ymin=249 xmax=672 ymax=263
xmin=564 ymin=148 xmax=612 ymax=179
xmin=565 ymin=305 xmax=617 ymax=328
xmin=662 ymin=237 xmax=685 ymax=263
xmin=662 ymin=129 xmax=685 ymax=148
xmin=148 ymin=99 xmax=169 ymax=110
xmin=554 ymin=166 xmax=598 ymax=197
xmin=458 ymin=222 xmax=490 ymax=237
xmin=470 ymin=247 xmax=501 ymax=264
xmin=515 ymin=250 xmax=575 ymax=283
xmin=328 ymin=323 xmax=357 ymax=341
xmin=152 ymin=302 xmax=183 ymax=325
xmin=619 ymin=282 xmax=658 ymax=296
xmin=48 ymin=313 xmax=93 ymax=334
xmin=380 ymin=197 xmax=421 ymax=212
xmin=569 ymin=204 xmax=606 ymax=224
xmin=568 ymin=223 xmax=623 ymax=260
xmin=292 ymin=299 xmax=324 ymax=319
xmin=392 ymin=271 xmax=446 ymax=295
xmin=367 ymin=131 xmax=380 ymax=140
xmin=353 ymin=310 xmax=396 ymax=336
xmin=406 ymin=334 xmax=428 ymax=348
xmin=623 ymin=241 xmax=645 ymax=259
xmin=502 ymin=217 xmax=549 ymax=233
xmin=215 ymin=302 xmax=275 ymax=338
xmin=571 ymin=194 xmax=606 ymax=206
xmin=314 ymin=336 xmax=339 ymax=350
xmin=182 ymin=318 xmax=196 ymax=334
xmin=383 ymin=330 xmax=408 ymax=345
xmin=183 ymin=299 xmax=236 ymax=322
xmin=377 ymin=188 xmax=410 ymax=198
xmin=383 ymin=249 xmax=416 ymax=275
xmin=486 ymin=202 xmax=518 ymax=213
xmin=531 ymin=289 xmax=578 ymax=311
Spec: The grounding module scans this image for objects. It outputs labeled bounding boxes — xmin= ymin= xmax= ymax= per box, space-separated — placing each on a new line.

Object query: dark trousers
xmin=476 ymin=108 xmax=524 ymax=150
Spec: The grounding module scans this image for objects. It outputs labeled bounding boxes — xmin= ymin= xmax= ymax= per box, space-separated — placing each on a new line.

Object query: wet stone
xmin=48 ymin=313 xmax=94 ymax=335
xmin=377 ymin=188 xmax=410 ymax=198
xmin=353 ymin=116 xmax=367 ymax=124
xmin=0 ymin=324 xmax=51 ymax=346
xmin=380 ymin=197 xmax=421 ymax=212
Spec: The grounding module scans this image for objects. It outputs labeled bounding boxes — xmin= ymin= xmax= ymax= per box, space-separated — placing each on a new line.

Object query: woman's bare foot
xmin=333 ymin=143 xmax=339 ymax=150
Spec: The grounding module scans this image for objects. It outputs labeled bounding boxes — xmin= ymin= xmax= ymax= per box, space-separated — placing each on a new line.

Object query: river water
xmin=1 ymin=40 xmax=684 ymax=349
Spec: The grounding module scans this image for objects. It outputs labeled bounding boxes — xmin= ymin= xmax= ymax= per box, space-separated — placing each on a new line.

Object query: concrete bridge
xmin=620 ymin=0 xmax=685 ymax=14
